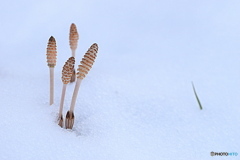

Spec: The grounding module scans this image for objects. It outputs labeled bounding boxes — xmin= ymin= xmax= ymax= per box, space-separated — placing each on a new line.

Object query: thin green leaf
xmin=192 ymin=82 xmax=203 ymax=110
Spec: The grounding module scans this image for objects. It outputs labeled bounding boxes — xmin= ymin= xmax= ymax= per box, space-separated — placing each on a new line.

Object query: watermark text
xmin=210 ymin=151 xmax=238 ymax=156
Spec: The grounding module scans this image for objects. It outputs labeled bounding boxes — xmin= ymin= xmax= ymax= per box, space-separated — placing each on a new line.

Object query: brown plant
xmin=65 ymin=43 xmax=98 ymax=129
xmin=46 ymin=36 xmax=57 ymax=105
xmin=58 ymin=57 xmax=75 ymax=127
xmin=69 ymin=23 xmax=79 ymax=82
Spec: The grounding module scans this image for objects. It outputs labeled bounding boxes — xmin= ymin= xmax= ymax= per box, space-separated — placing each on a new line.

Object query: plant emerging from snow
xmin=65 ymin=43 xmax=98 ymax=129
xmin=45 ymin=23 xmax=98 ymax=130
xmin=69 ymin=23 xmax=79 ymax=82
xmin=46 ymin=36 xmax=57 ymax=105
xmin=58 ymin=57 xmax=75 ymax=128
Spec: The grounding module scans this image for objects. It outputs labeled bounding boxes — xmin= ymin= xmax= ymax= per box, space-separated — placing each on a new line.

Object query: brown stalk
xmin=58 ymin=57 xmax=75 ymax=127
xmin=46 ymin=36 xmax=57 ymax=105
xmin=69 ymin=23 xmax=79 ymax=82
xmin=65 ymin=43 xmax=98 ymax=129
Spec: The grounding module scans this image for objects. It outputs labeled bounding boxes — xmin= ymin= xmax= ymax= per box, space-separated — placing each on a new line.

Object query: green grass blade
xmin=192 ymin=82 xmax=203 ymax=110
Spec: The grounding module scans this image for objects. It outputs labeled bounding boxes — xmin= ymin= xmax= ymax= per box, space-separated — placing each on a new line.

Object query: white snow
xmin=0 ymin=0 xmax=240 ymax=159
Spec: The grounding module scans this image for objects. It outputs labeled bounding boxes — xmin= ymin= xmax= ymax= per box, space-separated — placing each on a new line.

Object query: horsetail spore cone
xmin=69 ymin=23 xmax=79 ymax=57
xmin=46 ymin=36 xmax=57 ymax=105
xmin=58 ymin=57 xmax=75 ymax=127
xmin=69 ymin=23 xmax=79 ymax=82
xmin=62 ymin=57 xmax=75 ymax=84
xmin=65 ymin=43 xmax=98 ymax=129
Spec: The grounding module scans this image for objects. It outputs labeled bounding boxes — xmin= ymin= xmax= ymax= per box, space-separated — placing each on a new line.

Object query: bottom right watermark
xmin=210 ymin=151 xmax=238 ymax=156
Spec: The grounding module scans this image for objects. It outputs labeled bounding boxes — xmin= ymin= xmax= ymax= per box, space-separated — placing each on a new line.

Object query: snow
xmin=0 ymin=0 xmax=240 ymax=159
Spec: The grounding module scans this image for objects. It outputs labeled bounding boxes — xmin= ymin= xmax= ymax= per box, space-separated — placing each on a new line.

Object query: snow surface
xmin=0 ymin=0 xmax=240 ymax=159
